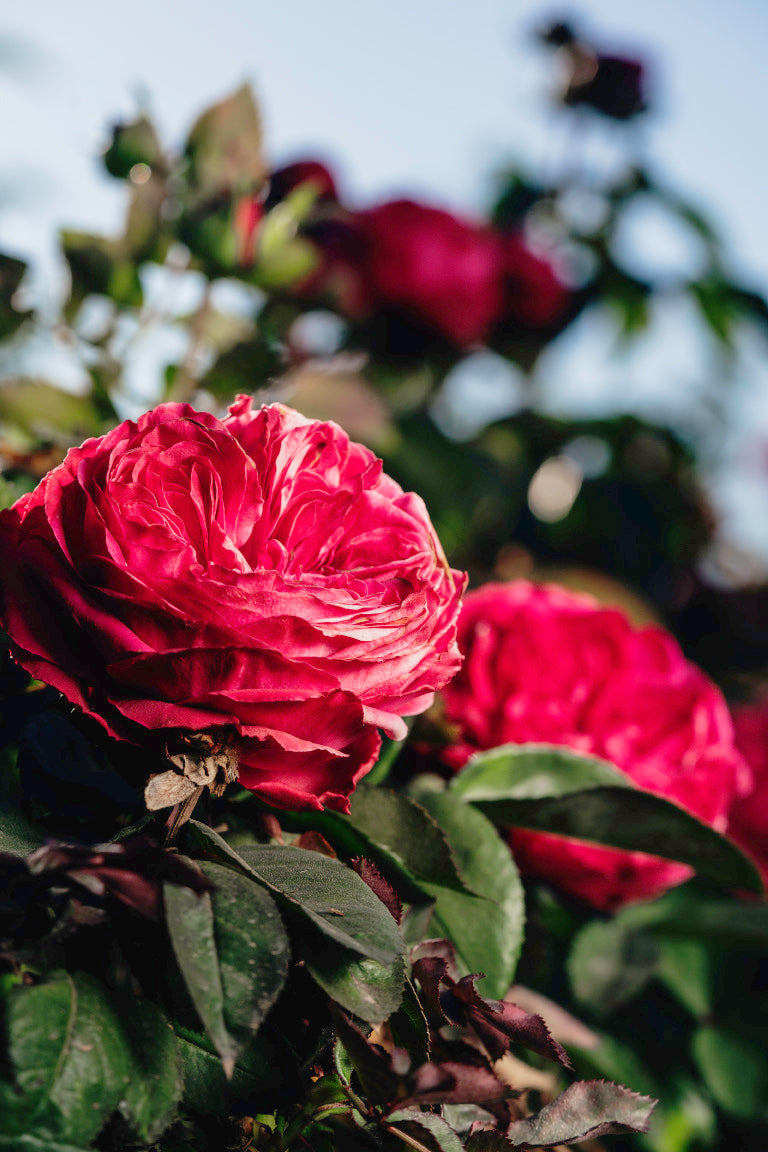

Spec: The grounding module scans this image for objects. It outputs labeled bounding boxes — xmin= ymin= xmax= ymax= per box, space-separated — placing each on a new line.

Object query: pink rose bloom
xmin=441 ymin=581 xmax=749 ymax=909
xmin=728 ymin=701 xmax=768 ymax=887
xmin=0 ymin=399 xmax=465 ymax=812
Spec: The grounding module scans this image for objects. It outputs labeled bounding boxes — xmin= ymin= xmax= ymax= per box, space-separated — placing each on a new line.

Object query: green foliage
xmin=692 ymin=1027 xmax=768 ymax=1119
xmin=174 ymin=1025 xmax=284 ymax=1116
xmin=183 ymin=83 xmax=266 ymax=204
xmin=164 ymin=859 xmax=289 ymax=1072
xmin=283 ymin=784 xmax=474 ymax=900
xmin=408 ymin=784 xmax=525 ymax=997
xmin=0 ymin=973 xmax=135 ymax=1146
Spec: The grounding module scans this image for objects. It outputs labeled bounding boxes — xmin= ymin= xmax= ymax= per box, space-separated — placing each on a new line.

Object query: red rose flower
xmin=441 ymin=581 xmax=748 ymax=909
xmin=354 ymin=200 xmax=504 ymax=348
xmin=0 ymin=399 xmax=465 ymax=812
xmin=728 ymin=701 xmax=768 ymax=886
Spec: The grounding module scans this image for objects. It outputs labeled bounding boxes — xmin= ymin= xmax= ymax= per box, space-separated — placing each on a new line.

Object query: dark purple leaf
xmin=352 ymin=857 xmax=403 ymax=924
xmin=412 ymin=955 xmax=571 ymax=1069
xmin=27 ymin=835 xmax=213 ymax=920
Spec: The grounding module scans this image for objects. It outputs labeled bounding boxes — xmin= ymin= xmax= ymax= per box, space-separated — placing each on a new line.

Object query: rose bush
xmin=440 ymin=580 xmax=749 ymax=909
xmin=0 ymin=398 xmax=465 ymax=811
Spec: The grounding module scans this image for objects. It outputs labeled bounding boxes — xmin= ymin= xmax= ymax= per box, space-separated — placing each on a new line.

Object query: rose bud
xmin=727 ymin=700 xmax=768 ymax=887
xmin=0 ymin=399 xmax=465 ymax=813
xmin=265 ymin=159 xmax=339 ymax=210
xmin=440 ymin=581 xmax=749 ymax=910
xmin=561 ymin=48 xmax=647 ymax=120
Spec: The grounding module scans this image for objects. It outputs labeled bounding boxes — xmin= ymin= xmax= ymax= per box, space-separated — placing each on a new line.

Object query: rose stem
xmin=164 ymin=785 xmax=205 ymax=843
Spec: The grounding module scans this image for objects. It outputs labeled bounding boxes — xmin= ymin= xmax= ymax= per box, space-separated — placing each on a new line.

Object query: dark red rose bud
xmin=563 ymin=48 xmax=647 ymax=120
xmin=266 ymin=160 xmax=338 ymax=209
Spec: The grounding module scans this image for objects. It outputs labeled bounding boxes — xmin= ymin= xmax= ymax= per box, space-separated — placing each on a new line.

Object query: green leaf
xmin=60 ymin=232 xmax=142 ymax=313
xmin=692 ymin=1026 xmax=768 ymax=1119
xmin=0 ymin=972 xmax=132 ymax=1144
xmin=656 ymin=936 xmax=713 ymax=1019
xmin=302 ymin=941 xmax=406 ymax=1024
xmin=0 ymin=253 xmax=31 ymax=339
xmin=103 ymin=114 xmax=162 ymax=180
xmin=412 ymin=788 xmax=525 ymax=998
xmin=174 ymin=1025 xmax=287 ymax=1116
xmin=163 ymin=873 xmax=232 ymax=1070
xmin=203 ymin=860 xmax=289 ymax=1040
xmin=348 ymin=786 xmax=472 ymax=894
xmin=388 ymin=978 xmax=430 ymax=1066
xmin=184 ymin=83 xmax=266 ymax=204
xmin=117 ymin=998 xmax=182 ymax=1142
xmin=0 ymin=802 xmax=45 ymax=855
xmin=187 ymin=825 xmax=404 ymax=966
xmin=386 ymin=1109 xmax=465 ymax=1152
xmin=164 ymin=858 xmax=289 ymax=1072
xmin=281 ymin=786 xmax=472 ymax=902
xmin=450 ymin=744 xmax=634 ymax=802
xmin=450 ymin=743 xmax=762 ymax=893
xmin=568 ymin=917 xmax=661 ymax=1014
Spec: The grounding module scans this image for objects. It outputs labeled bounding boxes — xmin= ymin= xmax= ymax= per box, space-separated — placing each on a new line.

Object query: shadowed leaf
xmin=505 ymin=1079 xmax=655 ymax=1147
xmin=451 ymin=744 xmax=762 ymax=893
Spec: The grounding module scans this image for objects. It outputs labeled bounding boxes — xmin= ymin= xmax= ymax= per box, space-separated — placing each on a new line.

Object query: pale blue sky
xmin=2 ymin=0 xmax=768 ymax=555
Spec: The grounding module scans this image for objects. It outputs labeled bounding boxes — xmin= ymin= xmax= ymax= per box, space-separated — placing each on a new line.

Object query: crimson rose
xmin=355 ymin=200 xmax=504 ymax=347
xmin=0 ymin=399 xmax=464 ymax=811
xmin=440 ymin=581 xmax=749 ymax=909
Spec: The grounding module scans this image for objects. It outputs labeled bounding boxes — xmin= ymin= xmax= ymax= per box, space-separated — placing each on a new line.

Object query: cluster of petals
xmin=0 ymin=398 xmax=465 ymax=811
xmin=441 ymin=580 xmax=750 ymax=909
